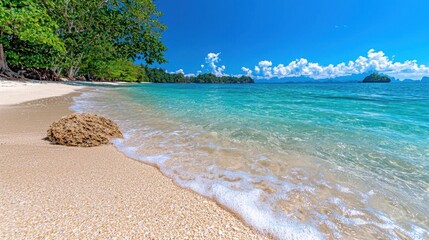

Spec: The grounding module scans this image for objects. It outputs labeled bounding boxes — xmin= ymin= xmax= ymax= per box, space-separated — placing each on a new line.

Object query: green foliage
xmin=93 ymin=60 xmax=147 ymax=82
xmin=44 ymin=0 xmax=167 ymax=78
xmin=0 ymin=0 xmax=64 ymax=52
xmin=362 ymin=73 xmax=391 ymax=83
xmin=1 ymin=0 xmax=166 ymax=80
xmin=4 ymin=37 xmax=61 ymax=68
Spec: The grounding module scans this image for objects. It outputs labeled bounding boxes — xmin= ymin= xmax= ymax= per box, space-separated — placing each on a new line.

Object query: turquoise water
xmin=72 ymin=83 xmax=429 ymax=239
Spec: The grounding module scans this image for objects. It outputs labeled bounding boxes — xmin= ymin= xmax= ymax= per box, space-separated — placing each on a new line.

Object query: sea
xmin=71 ymin=82 xmax=429 ymax=239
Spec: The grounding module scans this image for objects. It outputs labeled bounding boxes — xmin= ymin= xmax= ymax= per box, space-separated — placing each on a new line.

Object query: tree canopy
xmin=0 ymin=0 xmax=64 ymax=51
xmin=43 ymin=0 xmax=167 ymax=78
xmin=0 ymin=0 xmax=166 ymax=80
xmin=0 ymin=0 xmax=64 ymax=77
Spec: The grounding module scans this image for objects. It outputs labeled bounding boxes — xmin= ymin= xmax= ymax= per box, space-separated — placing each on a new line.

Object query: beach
xmin=0 ymin=81 xmax=268 ymax=239
xmin=2 ymin=0 xmax=428 ymax=238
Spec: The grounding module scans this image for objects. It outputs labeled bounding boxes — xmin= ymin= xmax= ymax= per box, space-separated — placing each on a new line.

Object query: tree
xmin=44 ymin=0 xmax=167 ymax=79
xmin=93 ymin=59 xmax=147 ymax=82
xmin=0 ymin=0 xmax=64 ymax=79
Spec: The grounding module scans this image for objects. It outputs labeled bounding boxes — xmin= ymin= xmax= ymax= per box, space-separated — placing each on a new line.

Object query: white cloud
xmin=167 ymin=52 xmax=229 ymax=77
xmin=205 ymin=52 xmax=227 ymax=77
xmin=174 ymin=69 xmax=185 ymax=75
xmin=169 ymin=69 xmax=194 ymax=77
xmin=241 ymin=67 xmax=252 ymax=76
xmin=258 ymin=60 xmax=272 ymax=68
xmin=202 ymin=53 xmax=251 ymax=77
xmin=258 ymin=60 xmax=273 ymax=78
xmin=246 ymin=49 xmax=429 ymax=80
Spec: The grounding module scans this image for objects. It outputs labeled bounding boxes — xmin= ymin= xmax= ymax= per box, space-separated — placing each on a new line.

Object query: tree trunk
xmin=0 ymin=43 xmax=7 ymax=70
xmin=0 ymin=42 xmax=25 ymax=80
xmin=67 ymin=66 xmax=74 ymax=79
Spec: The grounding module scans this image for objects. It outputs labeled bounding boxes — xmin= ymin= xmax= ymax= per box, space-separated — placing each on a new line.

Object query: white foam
xmin=113 ymin=135 xmax=325 ymax=239
xmin=113 ymin=139 xmax=170 ymax=165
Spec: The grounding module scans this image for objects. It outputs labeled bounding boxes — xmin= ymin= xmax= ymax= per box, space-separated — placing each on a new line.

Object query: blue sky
xmin=150 ymin=0 xmax=429 ymax=80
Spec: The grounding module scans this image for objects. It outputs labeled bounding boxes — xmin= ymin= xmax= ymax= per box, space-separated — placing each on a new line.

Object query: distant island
xmin=362 ymin=73 xmax=391 ymax=83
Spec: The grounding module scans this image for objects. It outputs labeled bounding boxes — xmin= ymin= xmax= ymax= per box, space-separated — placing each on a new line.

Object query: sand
xmin=0 ymin=81 xmax=269 ymax=239
xmin=0 ymin=80 xmax=83 ymax=106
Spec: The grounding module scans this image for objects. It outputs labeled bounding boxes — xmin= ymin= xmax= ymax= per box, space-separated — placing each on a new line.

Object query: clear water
xmin=72 ymin=83 xmax=429 ymax=239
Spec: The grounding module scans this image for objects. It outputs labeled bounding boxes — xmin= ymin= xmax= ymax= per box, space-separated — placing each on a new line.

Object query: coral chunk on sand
xmin=47 ymin=113 xmax=123 ymax=147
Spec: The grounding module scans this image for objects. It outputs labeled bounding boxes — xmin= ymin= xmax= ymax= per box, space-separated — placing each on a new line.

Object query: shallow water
xmin=72 ymin=83 xmax=429 ymax=239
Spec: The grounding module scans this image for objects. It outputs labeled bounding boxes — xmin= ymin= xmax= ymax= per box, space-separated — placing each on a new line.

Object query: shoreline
xmin=0 ymin=81 xmax=269 ymax=239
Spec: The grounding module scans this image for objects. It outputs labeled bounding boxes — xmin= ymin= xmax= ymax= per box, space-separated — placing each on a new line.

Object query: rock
xmin=75 ymin=75 xmax=86 ymax=81
xmin=47 ymin=113 xmax=123 ymax=147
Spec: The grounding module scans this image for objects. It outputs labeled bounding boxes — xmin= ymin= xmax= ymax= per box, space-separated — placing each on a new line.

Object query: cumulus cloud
xmin=167 ymin=53 xmax=227 ymax=77
xmin=247 ymin=49 xmax=429 ymax=80
xmin=258 ymin=60 xmax=274 ymax=78
xmin=185 ymin=73 xmax=196 ymax=78
xmin=174 ymin=69 xmax=185 ymax=74
xmin=259 ymin=60 xmax=273 ymax=68
xmin=205 ymin=52 xmax=227 ymax=77
xmin=241 ymin=67 xmax=252 ymax=76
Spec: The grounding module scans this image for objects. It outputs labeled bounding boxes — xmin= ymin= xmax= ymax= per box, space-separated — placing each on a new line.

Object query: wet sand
xmin=0 ymin=82 xmax=269 ymax=239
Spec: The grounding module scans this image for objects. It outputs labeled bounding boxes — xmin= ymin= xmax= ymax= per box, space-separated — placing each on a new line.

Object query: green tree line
xmin=145 ymin=68 xmax=254 ymax=83
xmin=85 ymin=64 xmax=254 ymax=83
